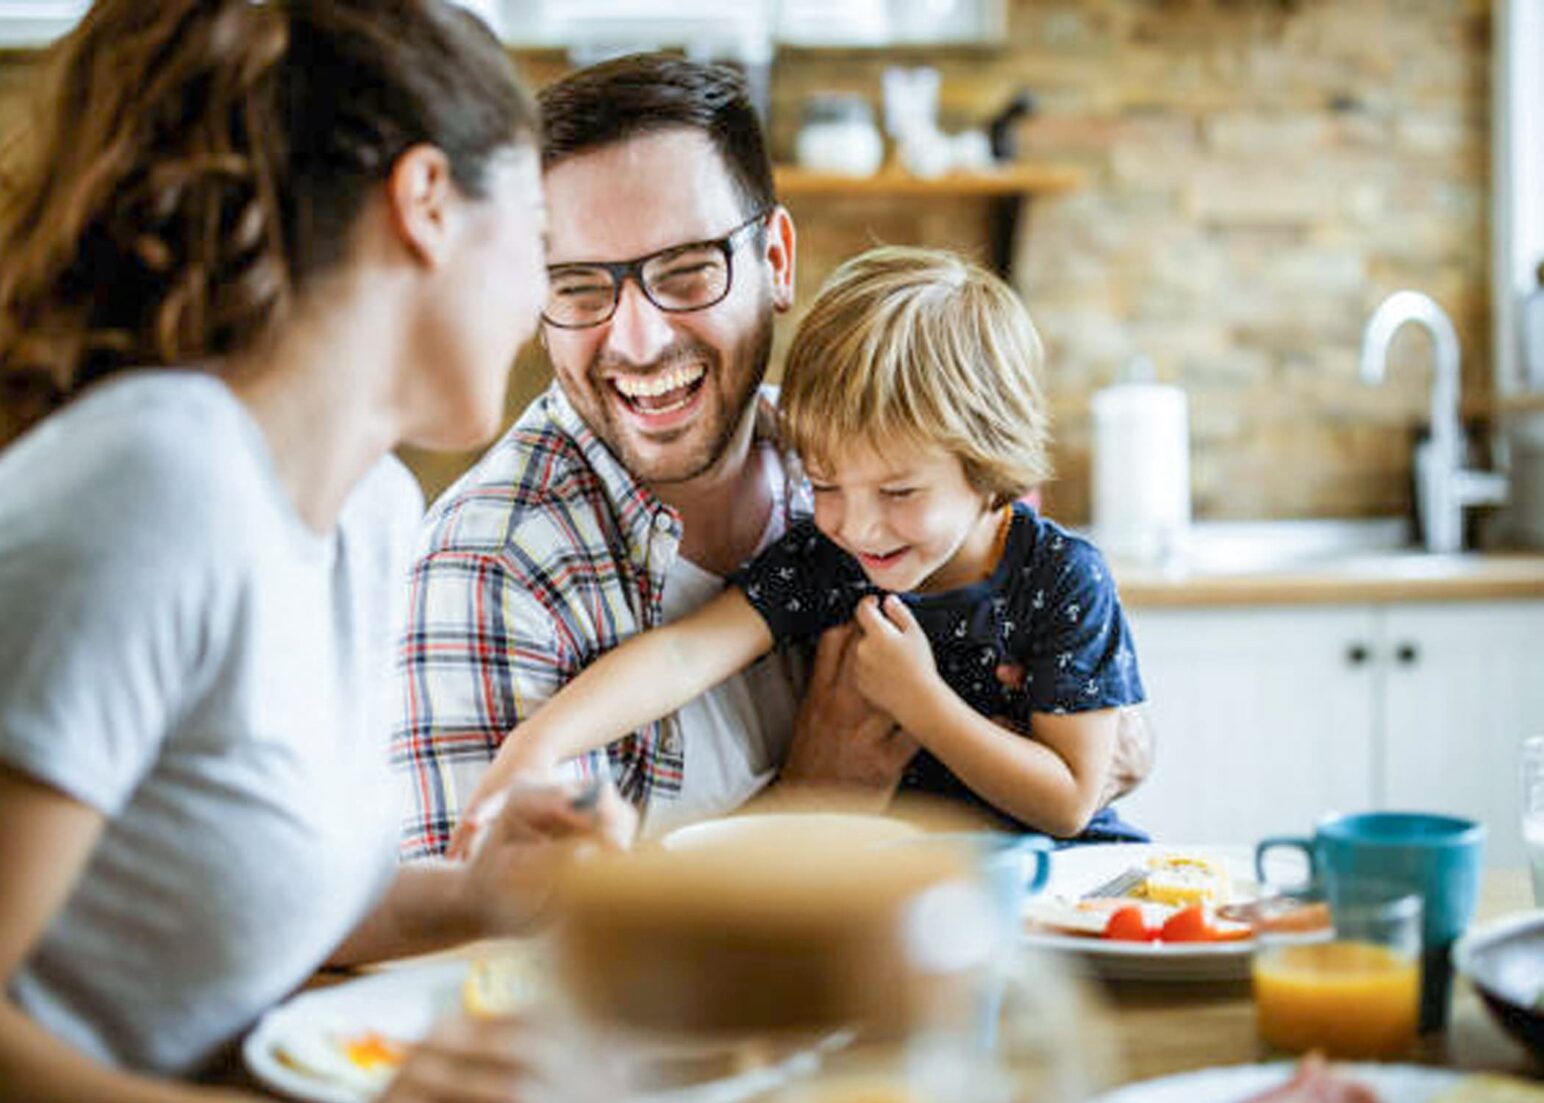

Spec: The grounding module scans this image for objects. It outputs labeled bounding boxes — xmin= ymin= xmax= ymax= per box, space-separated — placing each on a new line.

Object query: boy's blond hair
xmin=780 ymin=246 xmax=1052 ymax=507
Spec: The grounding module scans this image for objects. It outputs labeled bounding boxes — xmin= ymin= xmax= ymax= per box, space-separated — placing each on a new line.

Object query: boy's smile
xmin=806 ymin=439 xmax=1005 ymax=594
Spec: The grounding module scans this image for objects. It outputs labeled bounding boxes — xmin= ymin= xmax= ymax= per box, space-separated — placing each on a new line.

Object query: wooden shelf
xmin=774 ymin=163 xmax=1083 ymax=198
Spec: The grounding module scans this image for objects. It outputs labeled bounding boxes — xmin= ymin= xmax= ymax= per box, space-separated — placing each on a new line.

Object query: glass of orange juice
xmin=1252 ymin=890 xmax=1422 ymax=1059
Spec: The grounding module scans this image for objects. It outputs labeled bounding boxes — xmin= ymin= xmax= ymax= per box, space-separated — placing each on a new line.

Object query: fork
xmin=1083 ymin=866 xmax=1148 ymax=900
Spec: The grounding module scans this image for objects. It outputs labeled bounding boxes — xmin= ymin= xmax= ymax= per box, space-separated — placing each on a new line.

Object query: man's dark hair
xmin=538 ymin=52 xmax=775 ymax=218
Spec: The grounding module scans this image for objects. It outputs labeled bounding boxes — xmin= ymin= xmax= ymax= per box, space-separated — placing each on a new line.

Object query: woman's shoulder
xmin=0 ymin=372 xmax=277 ymax=571
xmin=4 ymin=371 xmax=251 ymax=490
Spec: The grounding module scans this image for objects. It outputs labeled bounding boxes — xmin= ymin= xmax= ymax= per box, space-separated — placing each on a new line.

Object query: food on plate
xmin=1236 ymin=1053 xmax=1380 ymax=1103
xmin=463 ymin=952 xmax=546 ymax=1017
xmin=274 ymin=1026 xmax=408 ymax=1093
xmin=1023 ymin=849 xmax=1254 ymax=945
xmin=1104 ymin=905 xmax=1157 ymax=942
xmin=1158 ymin=904 xmax=1251 ymax=943
xmin=1137 ymin=853 xmax=1232 ymax=907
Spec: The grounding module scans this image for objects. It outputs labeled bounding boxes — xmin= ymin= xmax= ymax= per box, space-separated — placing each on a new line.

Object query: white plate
xmin=662 ymin=813 xmax=921 ymax=852
xmin=244 ymin=960 xmax=468 ymax=1103
xmin=244 ymin=956 xmax=825 ymax=1103
xmin=1090 ymin=1061 xmax=1461 ymax=1103
xmin=1021 ymin=844 xmax=1296 ymax=983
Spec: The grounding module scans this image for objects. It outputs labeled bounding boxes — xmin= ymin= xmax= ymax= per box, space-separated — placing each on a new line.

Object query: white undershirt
xmin=640 ymin=446 xmax=803 ymax=838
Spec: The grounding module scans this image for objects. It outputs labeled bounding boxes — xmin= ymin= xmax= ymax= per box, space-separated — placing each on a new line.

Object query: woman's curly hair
xmin=0 ymin=0 xmax=535 ymax=437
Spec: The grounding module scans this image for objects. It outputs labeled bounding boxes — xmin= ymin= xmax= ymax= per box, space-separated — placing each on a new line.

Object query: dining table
xmin=1085 ymin=867 xmax=1539 ymax=1093
xmin=220 ymin=867 xmax=1540 ymax=1099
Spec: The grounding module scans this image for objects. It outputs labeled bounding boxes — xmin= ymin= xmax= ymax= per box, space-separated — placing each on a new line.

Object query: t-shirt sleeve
xmin=730 ymin=521 xmax=858 ymax=645
xmin=1017 ymin=536 xmax=1145 ymax=716
xmin=0 ymin=438 xmax=216 ymax=815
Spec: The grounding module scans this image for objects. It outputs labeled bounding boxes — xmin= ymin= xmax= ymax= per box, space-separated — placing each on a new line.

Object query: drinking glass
xmin=1523 ymin=735 xmax=1544 ymax=906
xmin=1253 ymin=887 xmax=1422 ymax=1060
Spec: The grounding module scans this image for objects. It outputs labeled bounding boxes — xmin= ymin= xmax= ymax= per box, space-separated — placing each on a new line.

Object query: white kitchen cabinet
xmin=1118 ymin=606 xmax=1378 ymax=848
xmin=1379 ymin=603 xmax=1544 ymax=867
xmin=1118 ymin=600 xmax=1544 ymax=867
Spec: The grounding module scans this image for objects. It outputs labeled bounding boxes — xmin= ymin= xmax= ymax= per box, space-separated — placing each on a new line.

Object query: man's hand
xmin=992 ymin=659 xmax=1155 ymax=810
xmin=777 ymin=623 xmax=917 ymax=807
xmin=1104 ymin=705 xmax=1155 ymax=805
xmin=458 ymin=779 xmax=637 ymax=934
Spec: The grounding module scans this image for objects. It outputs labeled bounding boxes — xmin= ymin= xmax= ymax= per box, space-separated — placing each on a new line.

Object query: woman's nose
xmin=603 ymin=279 xmax=676 ymax=366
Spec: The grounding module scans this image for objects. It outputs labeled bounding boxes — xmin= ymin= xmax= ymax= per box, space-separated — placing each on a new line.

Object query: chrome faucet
xmin=1359 ymin=290 xmax=1508 ymax=553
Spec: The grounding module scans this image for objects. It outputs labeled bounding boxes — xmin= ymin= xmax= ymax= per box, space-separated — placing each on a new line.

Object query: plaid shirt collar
xmin=544 ymin=384 xmax=682 ymax=562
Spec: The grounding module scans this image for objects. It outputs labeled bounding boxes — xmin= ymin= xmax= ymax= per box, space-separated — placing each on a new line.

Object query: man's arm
xmin=450 ymin=590 xmax=773 ymax=849
xmin=395 ymin=549 xmax=577 ymax=859
xmin=771 ymin=623 xmax=917 ymax=810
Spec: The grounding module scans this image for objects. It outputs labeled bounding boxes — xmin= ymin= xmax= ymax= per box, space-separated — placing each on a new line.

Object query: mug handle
xmin=1255 ymin=835 xmax=1316 ymax=893
xmin=1010 ymin=834 xmax=1053 ymax=895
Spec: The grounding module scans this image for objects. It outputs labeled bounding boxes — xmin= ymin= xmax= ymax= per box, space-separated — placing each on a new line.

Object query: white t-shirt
xmin=0 ymin=372 xmax=421 ymax=1075
xmin=639 ymin=445 xmax=802 ymax=839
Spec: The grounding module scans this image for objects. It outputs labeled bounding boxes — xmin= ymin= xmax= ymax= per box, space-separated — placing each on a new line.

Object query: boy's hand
xmin=851 ymin=595 xmax=941 ymax=723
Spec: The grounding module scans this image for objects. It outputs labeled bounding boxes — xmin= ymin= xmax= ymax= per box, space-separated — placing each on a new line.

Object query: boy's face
xmin=805 ymin=439 xmax=1000 ymax=594
xmin=540 ymin=128 xmax=794 ymax=487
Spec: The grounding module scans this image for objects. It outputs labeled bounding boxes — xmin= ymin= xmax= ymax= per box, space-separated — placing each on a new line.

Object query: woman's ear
xmin=385 ymin=143 xmax=457 ymax=268
xmin=763 ymin=205 xmax=796 ymax=313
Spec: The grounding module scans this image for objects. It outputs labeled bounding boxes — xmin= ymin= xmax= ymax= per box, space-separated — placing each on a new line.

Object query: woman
xmin=0 ymin=3 xmax=630 ymax=1101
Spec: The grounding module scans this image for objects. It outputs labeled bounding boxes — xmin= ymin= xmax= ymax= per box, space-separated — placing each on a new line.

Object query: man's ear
xmin=385 ymin=143 xmax=457 ymax=268
xmin=763 ymin=205 xmax=796 ymax=313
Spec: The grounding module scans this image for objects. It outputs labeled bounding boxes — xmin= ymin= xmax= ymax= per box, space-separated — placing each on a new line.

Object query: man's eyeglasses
xmin=541 ymin=210 xmax=770 ymax=330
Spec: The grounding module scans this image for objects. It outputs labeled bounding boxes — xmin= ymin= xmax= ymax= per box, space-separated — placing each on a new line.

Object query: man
xmin=394 ymin=54 xmax=1150 ymax=857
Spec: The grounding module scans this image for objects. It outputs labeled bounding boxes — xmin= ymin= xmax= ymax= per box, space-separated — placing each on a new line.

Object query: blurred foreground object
xmin=552 ymin=808 xmax=1100 ymax=1101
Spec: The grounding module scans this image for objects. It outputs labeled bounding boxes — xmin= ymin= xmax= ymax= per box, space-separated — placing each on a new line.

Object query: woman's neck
xmin=225 ymin=287 xmax=401 ymax=534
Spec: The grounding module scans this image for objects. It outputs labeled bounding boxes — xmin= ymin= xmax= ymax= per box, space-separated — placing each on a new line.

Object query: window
xmin=0 ymin=1 xmax=87 ymax=46
xmin=1495 ymin=0 xmax=1544 ymax=396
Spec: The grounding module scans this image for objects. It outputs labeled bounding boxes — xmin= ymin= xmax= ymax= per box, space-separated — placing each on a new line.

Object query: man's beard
xmin=579 ymin=308 xmax=774 ymax=488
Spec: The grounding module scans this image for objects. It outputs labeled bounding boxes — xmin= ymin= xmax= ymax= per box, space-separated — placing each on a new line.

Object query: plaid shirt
xmin=393 ymin=383 xmax=807 ymax=858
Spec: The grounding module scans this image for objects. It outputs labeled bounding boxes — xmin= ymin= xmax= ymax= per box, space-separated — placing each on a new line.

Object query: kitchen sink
xmin=1172 ymin=519 xmax=1417 ymax=574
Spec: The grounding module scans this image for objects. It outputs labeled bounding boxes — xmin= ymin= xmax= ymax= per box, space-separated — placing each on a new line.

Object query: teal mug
xmin=1256 ymin=811 xmax=1485 ymax=1032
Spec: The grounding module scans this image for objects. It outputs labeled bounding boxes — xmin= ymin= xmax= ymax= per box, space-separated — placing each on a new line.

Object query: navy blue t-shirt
xmin=732 ymin=503 xmax=1148 ymax=842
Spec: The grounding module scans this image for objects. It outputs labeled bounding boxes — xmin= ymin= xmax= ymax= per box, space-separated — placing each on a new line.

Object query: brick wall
xmin=770 ymin=0 xmax=1492 ymax=521
xmin=0 ymin=1 xmax=1492 ymax=522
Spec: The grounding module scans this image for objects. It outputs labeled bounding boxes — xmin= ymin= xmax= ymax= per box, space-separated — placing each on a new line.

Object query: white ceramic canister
xmin=1091 ymin=371 xmax=1192 ymax=567
xmin=796 ymin=93 xmax=884 ymax=177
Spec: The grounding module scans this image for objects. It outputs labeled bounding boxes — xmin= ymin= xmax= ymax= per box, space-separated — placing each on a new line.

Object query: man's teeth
xmin=611 ymin=365 xmax=706 ymax=398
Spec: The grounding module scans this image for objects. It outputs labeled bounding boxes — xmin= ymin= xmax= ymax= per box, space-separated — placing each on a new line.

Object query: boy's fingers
xmin=881 ymin=594 xmax=920 ymax=632
xmin=854 ymin=596 xmax=894 ymax=636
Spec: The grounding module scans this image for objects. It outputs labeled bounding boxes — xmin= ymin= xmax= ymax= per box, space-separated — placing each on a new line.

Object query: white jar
xmin=796 ymin=93 xmax=884 ymax=176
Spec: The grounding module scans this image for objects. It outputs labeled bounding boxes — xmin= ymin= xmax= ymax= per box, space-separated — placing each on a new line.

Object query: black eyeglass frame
xmin=540 ymin=208 xmax=772 ymax=330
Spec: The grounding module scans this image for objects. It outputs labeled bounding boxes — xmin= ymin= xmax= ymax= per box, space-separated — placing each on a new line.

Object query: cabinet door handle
xmin=1395 ymin=642 xmax=1420 ymax=665
xmin=1346 ymin=643 xmax=1370 ymax=666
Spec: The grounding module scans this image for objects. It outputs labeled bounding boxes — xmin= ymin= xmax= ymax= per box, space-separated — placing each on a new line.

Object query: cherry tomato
xmin=1159 ymin=905 xmax=1212 ymax=942
xmin=1103 ymin=904 xmax=1158 ymax=942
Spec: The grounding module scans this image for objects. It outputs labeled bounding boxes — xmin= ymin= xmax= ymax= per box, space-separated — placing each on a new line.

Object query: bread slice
xmin=463 ymin=953 xmax=544 ymax=1018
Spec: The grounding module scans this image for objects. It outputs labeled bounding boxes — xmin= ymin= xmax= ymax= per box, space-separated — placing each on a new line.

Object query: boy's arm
xmin=455 ymin=590 xmax=774 ymax=834
xmin=849 ymin=596 xmax=1117 ymax=837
